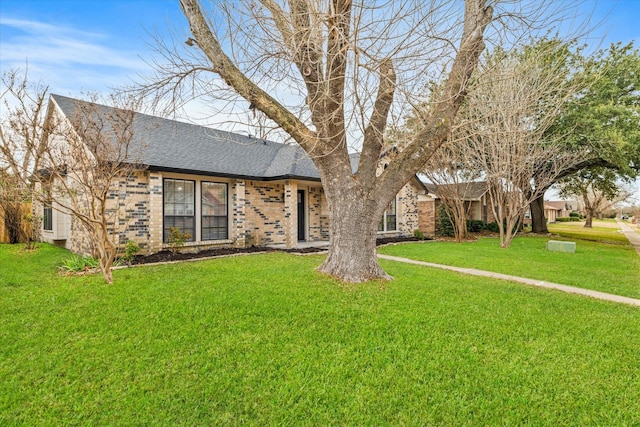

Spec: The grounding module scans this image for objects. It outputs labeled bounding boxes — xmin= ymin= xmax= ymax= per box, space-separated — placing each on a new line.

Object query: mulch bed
xmin=129 ymin=236 xmax=427 ymax=266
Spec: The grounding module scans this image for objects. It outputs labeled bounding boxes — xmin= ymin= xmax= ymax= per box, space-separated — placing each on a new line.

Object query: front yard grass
xmin=547 ymin=219 xmax=629 ymax=244
xmin=1 ymin=243 xmax=640 ymax=425
xmin=378 ymin=234 xmax=640 ymax=299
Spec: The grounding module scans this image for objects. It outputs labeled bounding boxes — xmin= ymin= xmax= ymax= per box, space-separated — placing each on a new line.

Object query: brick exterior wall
xmin=307 ymin=186 xmax=329 ymax=241
xmin=244 ymin=181 xmax=286 ymax=246
xmin=41 ymin=171 xmax=423 ymax=256
xmin=69 ymin=170 xmax=152 ymax=257
xmin=396 ymin=179 xmax=420 ymax=236
xmin=418 ymin=195 xmax=437 ymax=236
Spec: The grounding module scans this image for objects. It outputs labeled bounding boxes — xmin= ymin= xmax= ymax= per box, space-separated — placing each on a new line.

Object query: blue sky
xmin=0 ymin=0 xmax=180 ymax=94
xmin=1 ymin=0 xmax=638 ymax=200
xmin=1 ymin=0 xmax=639 ymax=97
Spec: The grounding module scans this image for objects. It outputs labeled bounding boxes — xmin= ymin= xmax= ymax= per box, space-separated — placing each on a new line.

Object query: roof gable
xmin=423 ymin=181 xmax=488 ymax=200
xmin=50 ymin=94 xmax=420 ymax=188
xmin=51 ymin=94 xmax=320 ymax=181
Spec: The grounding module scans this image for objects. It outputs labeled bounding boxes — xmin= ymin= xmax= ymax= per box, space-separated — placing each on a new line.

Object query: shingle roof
xmin=423 ymin=181 xmax=488 ymax=200
xmin=545 ymin=201 xmax=567 ymax=210
xmin=51 ymin=94 xmax=326 ymax=181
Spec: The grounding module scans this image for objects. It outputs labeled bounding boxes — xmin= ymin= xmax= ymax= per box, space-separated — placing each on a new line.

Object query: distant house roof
xmin=545 ymin=201 xmax=568 ymax=211
xmin=423 ymin=181 xmax=488 ymax=200
xmin=51 ymin=94 xmax=327 ymax=181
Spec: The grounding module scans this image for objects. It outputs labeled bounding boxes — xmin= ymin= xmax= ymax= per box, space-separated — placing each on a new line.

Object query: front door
xmin=297 ymin=190 xmax=306 ymax=241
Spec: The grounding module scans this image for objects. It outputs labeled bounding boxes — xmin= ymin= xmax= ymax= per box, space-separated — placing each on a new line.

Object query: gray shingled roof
xmin=424 ymin=181 xmax=488 ymax=200
xmin=51 ymin=94 xmax=327 ymax=181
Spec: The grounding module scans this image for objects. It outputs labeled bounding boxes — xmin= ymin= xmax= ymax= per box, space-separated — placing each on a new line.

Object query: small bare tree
xmin=462 ymin=41 xmax=586 ymax=247
xmin=0 ymin=68 xmax=50 ymax=246
xmin=1 ymin=77 xmax=145 ymax=284
xmin=42 ymin=95 xmax=145 ymax=284
xmin=422 ymin=140 xmax=482 ymax=242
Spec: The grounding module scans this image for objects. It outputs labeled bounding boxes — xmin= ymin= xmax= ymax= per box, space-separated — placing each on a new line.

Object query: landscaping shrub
xmin=483 ymin=222 xmax=500 ymax=233
xmin=59 ymin=255 xmax=99 ymax=273
xmin=167 ymin=227 xmax=192 ymax=253
xmin=413 ymin=229 xmax=426 ymax=240
xmin=569 ymin=212 xmax=580 ymax=218
xmin=556 ymin=217 xmax=572 ymax=222
xmin=466 ymin=220 xmax=485 ymax=233
xmin=435 ymin=204 xmax=454 ymax=237
xmin=119 ymin=240 xmax=141 ymax=266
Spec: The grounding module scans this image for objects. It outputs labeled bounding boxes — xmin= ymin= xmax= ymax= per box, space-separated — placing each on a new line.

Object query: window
xmin=378 ymin=197 xmax=397 ymax=232
xmin=163 ymin=178 xmax=195 ymax=242
xmin=201 ymin=182 xmax=228 ymax=240
xmin=43 ymin=201 xmax=53 ymax=231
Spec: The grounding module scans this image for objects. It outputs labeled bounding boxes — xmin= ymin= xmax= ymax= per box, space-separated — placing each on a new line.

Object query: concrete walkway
xmin=377 ymin=253 xmax=640 ymax=308
xmin=617 ymin=219 xmax=640 ymax=256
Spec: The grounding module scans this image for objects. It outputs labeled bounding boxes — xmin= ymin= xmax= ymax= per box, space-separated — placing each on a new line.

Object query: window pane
xmin=202 ymin=182 xmax=228 ymax=240
xmin=386 ymin=214 xmax=397 ymax=231
xmin=43 ymin=205 xmax=53 ymax=231
xmin=387 ymin=198 xmax=396 ymax=214
xmin=164 ymin=178 xmax=195 ymax=243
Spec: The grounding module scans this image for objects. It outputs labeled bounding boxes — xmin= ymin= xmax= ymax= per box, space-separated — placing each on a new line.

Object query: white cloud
xmin=0 ymin=17 xmax=148 ymax=94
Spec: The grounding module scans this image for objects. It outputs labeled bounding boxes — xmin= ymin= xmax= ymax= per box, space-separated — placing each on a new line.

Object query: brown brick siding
xmin=43 ymin=171 xmax=422 ymax=255
xmin=244 ymin=181 xmax=286 ymax=246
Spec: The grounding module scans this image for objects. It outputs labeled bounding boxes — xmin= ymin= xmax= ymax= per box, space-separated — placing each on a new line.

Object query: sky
xmin=1 ymin=0 xmax=638 ymax=99
xmin=1 ymin=0 xmax=639 ymax=200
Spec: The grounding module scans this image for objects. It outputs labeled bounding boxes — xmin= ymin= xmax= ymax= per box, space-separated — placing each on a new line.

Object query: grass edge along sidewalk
xmin=617 ymin=219 xmax=640 ymax=255
xmin=378 ymin=253 xmax=640 ymax=308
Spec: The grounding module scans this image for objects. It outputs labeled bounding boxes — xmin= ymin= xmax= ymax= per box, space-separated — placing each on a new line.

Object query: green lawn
xmin=378 ymin=234 xmax=640 ymax=299
xmin=547 ymin=219 xmax=629 ymax=244
xmin=2 ymin=243 xmax=640 ymax=425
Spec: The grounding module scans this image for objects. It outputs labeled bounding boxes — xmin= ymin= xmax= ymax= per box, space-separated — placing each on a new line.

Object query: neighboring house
xmin=544 ymin=200 xmax=586 ymax=223
xmin=544 ymin=200 xmax=570 ymax=222
xmin=39 ymin=94 xmax=425 ymax=255
xmin=418 ymin=181 xmax=494 ymax=235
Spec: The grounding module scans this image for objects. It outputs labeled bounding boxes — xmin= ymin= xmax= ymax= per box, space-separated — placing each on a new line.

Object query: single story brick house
xmin=418 ymin=181 xmax=494 ymax=235
xmin=40 ymin=94 xmax=426 ymax=255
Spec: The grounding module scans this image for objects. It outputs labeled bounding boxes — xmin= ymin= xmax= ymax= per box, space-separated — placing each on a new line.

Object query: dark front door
xmin=297 ymin=190 xmax=305 ymax=241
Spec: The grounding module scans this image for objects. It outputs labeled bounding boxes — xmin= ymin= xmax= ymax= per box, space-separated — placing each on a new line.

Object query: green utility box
xmin=546 ymin=240 xmax=576 ymax=253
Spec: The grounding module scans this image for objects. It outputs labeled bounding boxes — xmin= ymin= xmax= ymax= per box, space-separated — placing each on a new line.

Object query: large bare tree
xmin=140 ymin=0 xmax=573 ymax=281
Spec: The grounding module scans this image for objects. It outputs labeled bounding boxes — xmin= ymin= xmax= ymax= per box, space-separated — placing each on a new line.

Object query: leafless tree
xmin=421 ymin=139 xmax=482 ymax=242
xmin=0 ymin=68 xmax=51 ymax=247
xmin=1 ymin=77 xmax=145 ymax=283
xmin=44 ymin=95 xmax=146 ymax=284
xmin=462 ymin=42 xmax=586 ymax=247
xmin=137 ymin=0 xmax=576 ymax=281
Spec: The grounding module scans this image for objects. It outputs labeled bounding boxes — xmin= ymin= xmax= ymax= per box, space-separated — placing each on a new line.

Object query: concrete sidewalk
xmin=377 ymin=253 xmax=640 ymax=308
xmin=617 ymin=219 xmax=640 ymax=256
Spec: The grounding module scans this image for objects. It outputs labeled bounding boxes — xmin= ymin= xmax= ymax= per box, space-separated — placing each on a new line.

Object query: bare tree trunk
xmin=584 ymin=209 xmax=594 ymax=228
xmin=316 ymin=170 xmax=391 ymax=282
xmin=318 ymin=205 xmax=390 ymax=283
xmin=4 ymin=203 xmax=21 ymax=244
xmin=530 ymin=195 xmax=548 ymax=233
